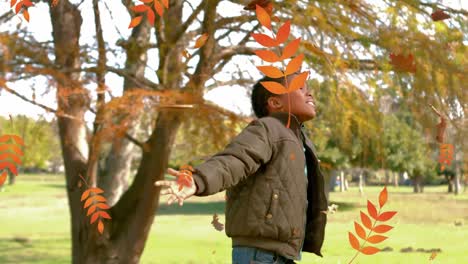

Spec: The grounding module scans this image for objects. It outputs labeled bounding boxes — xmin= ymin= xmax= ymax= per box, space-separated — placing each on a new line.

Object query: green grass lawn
xmin=0 ymin=174 xmax=467 ymax=263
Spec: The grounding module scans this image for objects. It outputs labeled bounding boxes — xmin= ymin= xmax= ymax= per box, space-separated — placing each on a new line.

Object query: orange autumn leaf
xmin=0 ymin=152 xmax=22 ymax=165
xmin=81 ymin=187 xmax=104 ymax=201
xmin=154 ymin=0 xmax=164 ymax=16
xmin=354 ymin=221 xmax=366 ymax=240
xmin=97 ymin=220 xmax=104 ymax=234
xmin=260 ymin=81 xmax=288 ymax=94
xmin=255 ymin=50 xmax=280 ymax=62
xmin=132 ymin=4 xmax=149 ymax=13
xmin=256 ymin=66 xmax=283 ymax=78
xmin=288 ymin=71 xmax=308 ymax=92
xmin=90 ymin=211 xmax=100 ymax=224
xmin=377 ymin=211 xmax=397 ymax=222
xmin=0 ymin=145 xmax=23 ymax=156
xmin=389 ymin=53 xmax=416 ymax=73
xmin=348 ymin=232 xmax=360 ymax=250
xmin=128 ymin=16 xmax=143 ymax=28
xmin=0 ymin=171 xmax=7 ymax=187
xmin=360 ymin=246 xmax=380 ymax=255
xmin=10 ymin=0 xmax=17 ymax=8
xmin=87 ymin=205 xmax=98 ymax=216
xmin=360 ymin=211 xmax=372 ymax=229
xmin=367 ymin=200 xmax=378 ymax=220
xmin=251 ymin=33 xmax=277 ymax=47
xmin=194 ymin=33 xmax=209 ymax=49
xmin=51 ymin=0 xmax=59 ymax=7
xmin=0 ymin=162 xmax=18 ymax=175
xmin=431 ymin=9 xmax=450 ymax=21
xmin=367 ymin=234 xmax=388 ymax=244
xmin=285 ymin=54 xmax=304 ymax=76
xmin=379 ymin=186 xmax=388 ymax=208
xmin=23 ymin=9 xmax=30 ymax=22
xmin=15 ymin=1 xmax=23 ymax=14
xmin=276 ymin=21 xmax=290 ymax=44
xmin=373 ymin=224 xmax=394 ymax=233
xmin=281 ymin=38 xmax=301 ymax=60
xmin=0 ymin=135 xmax=24 ymax=145
xmin=255 ymin=4 xmax=272 ymax=30
xmin=98 ymin=211 xmax=111 ymax=219
xmin=161 ymin=0 xmax=169 ymax=8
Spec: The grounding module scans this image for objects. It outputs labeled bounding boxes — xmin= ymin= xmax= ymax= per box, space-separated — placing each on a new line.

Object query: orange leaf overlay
xmin=251 ymin=4 xmax=307 ymax=129
xmin=0 ymin=134 xmax=25 ymax=187
xmin=194 ymin=33 xmax=209 ymax=49
xmin=389 ymin=52 xmax=416 ymax=73
xmin=177 ymin=164 xmax=194 ymax=191
xmin=347 ymin=187 xmax=397 ymax=263
xmin=10 ymin=0 xmax=33 ymax=23
xmin=128 ymin=0 xmax=170 ymax=29
xmin=81 ymin=187 xmax=112 ymax=234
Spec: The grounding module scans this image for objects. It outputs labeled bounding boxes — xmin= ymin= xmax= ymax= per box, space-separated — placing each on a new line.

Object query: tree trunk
xmin=393 ymin=171 xmax=399 ymax=187
xmin=447 ymin=175 xmax=454 ymax=193
xmin=8 ymin=170 xmax=15 ymax=185
xmin=358 ymin=171 xmax=364 ymax=195
xmin=340 ymin=170 xmax=345 ymax=192
xmin=454 ymin=173 xmax=461 ymax=195
xmin=413 ymin=175 xmax=423 ymax=193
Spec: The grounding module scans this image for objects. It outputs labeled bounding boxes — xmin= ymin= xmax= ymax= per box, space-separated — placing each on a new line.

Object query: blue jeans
xmin=232 ymin=246 xmax=296 ymax=264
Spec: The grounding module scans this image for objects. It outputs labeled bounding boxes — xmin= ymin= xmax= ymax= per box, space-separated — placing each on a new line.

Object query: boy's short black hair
xmin=251 ymin=76 xmax=285 ymax=118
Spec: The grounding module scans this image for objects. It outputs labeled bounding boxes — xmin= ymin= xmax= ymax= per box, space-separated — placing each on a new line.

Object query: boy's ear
xmin=267 ymin=96 xmax=284 ymax=111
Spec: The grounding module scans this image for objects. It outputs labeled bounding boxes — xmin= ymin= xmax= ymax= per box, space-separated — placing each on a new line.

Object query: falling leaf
xmin=0 ymin=171 xmax=7 ymax=187
xmin=348 ymin=232 xmax=360 ymax=250
xmin=255 ymin=4 xmax=272 ymax=30
xmin=194 ymin=33 xmax=209 ymax=48
xmin=288 ymin=71 xmax=308 ymax=92
xmin=276 ymin=21 xmax=291 ymax=44
xmin=128 ymin=16 xmax=143 ymax=28
xmin=290 ymin=153 xmax=295 ymax=160
xmin=360 ymin=211 xmax=372 ymax=229
xmin=367 ymin=234 xmax=388 ymax=243
xmin=260 ymin=81 xmax=288 ymax=94
xmin=251 ymin=33 xmax=277 ymax=47
xmin=211 ymin=213 xmax=224 ymax=231
xmin=97 ymin=219 xmax=104 ymax=234
xmin=389 ymin=53 xmax=416 ymax=73
xmin=431 ymin=9 xmax=450 ymax=21
xmin=257 ymin=66 xmax=283 ymax=78
xmin=377 ymin=211 xmax=397 ymax=222
xmin=379 ymin=186 xmax=387 ymax=208
xmin=281 ymin=38 xmax=301 ymax=60
xmin=373 ymin=224 xmax=394 ymax=233
xmin=244 ymin=0 xmax=271 ymax=11
xmin=360 ymin=246 xmax=380 ymax=255
xmin=354 ymin=222 xmax=366 ymax=240
xmin=254 ymin=50 xmax=280 ymax=62
xmin=23 ymin=9 xmax=29 ymax=22
xmin=367 ymin=200 xmax=378 ymax=220
xmin=285 ymin=54 xmax=304 ymax=76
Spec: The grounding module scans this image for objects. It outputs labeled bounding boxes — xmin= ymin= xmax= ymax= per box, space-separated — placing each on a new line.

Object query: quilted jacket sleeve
xmin=191 ymin=118 xmax=273 ymax=196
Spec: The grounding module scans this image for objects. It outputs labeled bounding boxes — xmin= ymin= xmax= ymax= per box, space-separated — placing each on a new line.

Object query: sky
xmin=0 ymin=0 xmax=465 ymax=124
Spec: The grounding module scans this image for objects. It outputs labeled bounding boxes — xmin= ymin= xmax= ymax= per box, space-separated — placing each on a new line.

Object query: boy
xmin=155 ymin=73 xmax=328 ymax=264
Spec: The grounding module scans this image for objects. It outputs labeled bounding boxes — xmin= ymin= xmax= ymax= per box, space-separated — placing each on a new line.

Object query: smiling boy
xmin=155 ymin=72 xmax=328 ymax=264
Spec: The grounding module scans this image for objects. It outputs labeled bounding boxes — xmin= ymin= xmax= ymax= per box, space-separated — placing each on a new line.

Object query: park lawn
xmin=0 ymin=174 xmax=466 ymax=264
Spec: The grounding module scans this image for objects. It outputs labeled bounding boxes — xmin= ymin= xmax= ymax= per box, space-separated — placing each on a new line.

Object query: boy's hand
xmin=154 ymin=168 xmax=197 ymax=206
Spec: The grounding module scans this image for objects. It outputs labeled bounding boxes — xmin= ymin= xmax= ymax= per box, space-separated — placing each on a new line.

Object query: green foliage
xmin=0 ymin=115 xmax=62 ymax=170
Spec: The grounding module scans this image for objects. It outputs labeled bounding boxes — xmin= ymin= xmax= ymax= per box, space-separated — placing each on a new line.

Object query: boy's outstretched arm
xmin=155 ymin=119 xmax=272 ymax=203
xmin=191 ymin=118 xmax=272 ymax=196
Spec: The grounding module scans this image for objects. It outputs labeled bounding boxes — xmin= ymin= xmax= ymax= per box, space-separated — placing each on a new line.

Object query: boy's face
xmin=266 ymin=74 xmax=316 ymax=122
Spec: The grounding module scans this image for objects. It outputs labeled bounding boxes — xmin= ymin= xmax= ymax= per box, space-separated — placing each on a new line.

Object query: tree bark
xmin=358 ymin=171 xmax=364 ymax=195
xmin=413 ymin=175 xmax=423 ymax=193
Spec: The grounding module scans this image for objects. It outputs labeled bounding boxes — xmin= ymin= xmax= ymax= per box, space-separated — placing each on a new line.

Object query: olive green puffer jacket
xmin=192 ymin=111 xmax=328 ymax=260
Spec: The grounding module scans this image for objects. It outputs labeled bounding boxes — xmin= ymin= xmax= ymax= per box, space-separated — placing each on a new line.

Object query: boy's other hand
xmin=154 ymin=168 xmax=197 ymax=206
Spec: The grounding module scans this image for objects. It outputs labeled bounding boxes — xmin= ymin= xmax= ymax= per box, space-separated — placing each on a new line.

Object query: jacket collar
xmin=269 ymin=111 xmax=306 ymax=141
